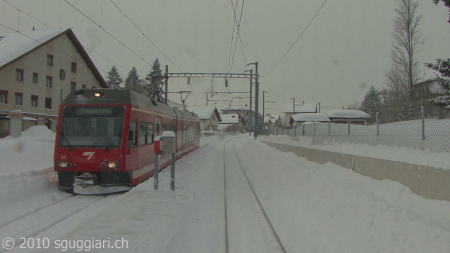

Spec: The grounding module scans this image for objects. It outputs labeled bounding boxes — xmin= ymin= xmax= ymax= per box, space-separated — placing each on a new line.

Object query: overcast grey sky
xmin=1 ymin=0 xmax=449 ymax=115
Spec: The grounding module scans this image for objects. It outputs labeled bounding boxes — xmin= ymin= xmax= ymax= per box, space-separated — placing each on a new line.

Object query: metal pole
xmin=165 ymin=65 xmax=168 ymax=104
xmin=154 ymin=153 xmax=159 ymax=190
xmin=421 ymin=106 xmax=425 ymax=141
xmin=249 ymin=69 xmax=252 ymax=135
xmin=171 ymin=153 xmax=175 ymax=191
xmin=347 ymin=119 xmax=350 ymax=135
xmin=376 ymin=112 xmax=379 ymax=136
xmin=263 ymin=91 xmax=267 ymax=118
xmin=254 ymin=62 xmax=259 ymax=139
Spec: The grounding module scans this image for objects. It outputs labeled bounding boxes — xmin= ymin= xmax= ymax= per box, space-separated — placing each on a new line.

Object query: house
xmin=282 ymin=102 xmax=318 ymax=126
xmin=221 ymin=106 xmax=255 ymax=120
xmin=289 ymin=113 xmax=330 ymax=126
xmin=218 ymin=114 xmax=240 ymax=132
xmin=325 ymin=110 xmax=371 ymax=125
xmin=412 ymin=79 xmax=446 ymax=100
xmin=187 ymin=106 xmax=221 ymax=132
xmin=0 ymin=28 xmax=108 ymax=137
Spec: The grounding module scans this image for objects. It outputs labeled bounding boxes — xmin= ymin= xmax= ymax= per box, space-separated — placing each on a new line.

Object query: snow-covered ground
xmin=0 ymin=126 xmax=449 ymax=252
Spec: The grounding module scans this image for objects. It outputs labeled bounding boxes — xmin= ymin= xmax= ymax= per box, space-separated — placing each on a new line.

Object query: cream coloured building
xmin=0 ymin=28 xmax=108 ymax=137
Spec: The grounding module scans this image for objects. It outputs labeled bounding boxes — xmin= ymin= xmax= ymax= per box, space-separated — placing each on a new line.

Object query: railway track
xmin=0 ymin=194 xmax=108 ymax=252
xmin=222 ymin=136 xmax=287 ymax=253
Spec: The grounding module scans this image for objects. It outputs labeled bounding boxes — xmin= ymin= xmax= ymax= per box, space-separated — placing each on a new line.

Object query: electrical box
xmin=155 ymin=131 xmax=176 ymax=154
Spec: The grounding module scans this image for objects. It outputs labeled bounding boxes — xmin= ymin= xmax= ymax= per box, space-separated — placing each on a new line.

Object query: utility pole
xmin=244 ymin=69 xmax=253 ymax=136
xmin=263 ymin=91 xmax=267 ymax=118
xmin=248 ymin=62 xmax=259 ymax=139
xmin=291 ymin=97 xmax=295 ymax=113
xmin=165 ymin=65 xmax=168 ymax=104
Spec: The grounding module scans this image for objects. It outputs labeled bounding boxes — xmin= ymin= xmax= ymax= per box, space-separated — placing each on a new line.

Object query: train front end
xmin=54 ymin=91 xmax=131 ymax=194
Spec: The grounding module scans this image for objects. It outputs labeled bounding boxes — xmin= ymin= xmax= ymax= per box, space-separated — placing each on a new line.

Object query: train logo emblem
xmin=83 ymin=152 xmax=95 ymax=160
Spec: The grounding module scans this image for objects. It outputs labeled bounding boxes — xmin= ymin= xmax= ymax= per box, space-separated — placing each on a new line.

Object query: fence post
xmin=376 ymin=112 xmax=379 ymax=136
xmin=347 ymin=119 xmax=350 ymax=135
xmin=421 ymin=106 xmax=425 ymax=141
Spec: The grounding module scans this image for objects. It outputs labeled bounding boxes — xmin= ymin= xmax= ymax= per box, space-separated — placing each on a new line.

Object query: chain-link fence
xmin=269 ymin=110 xmax=450 ymax=153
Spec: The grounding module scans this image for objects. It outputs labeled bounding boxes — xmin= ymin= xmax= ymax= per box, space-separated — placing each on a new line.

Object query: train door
xmin=155 ymin=118 xmax=161 ymax=137
xmin=127 ymin=120 xmax=139 ymax=183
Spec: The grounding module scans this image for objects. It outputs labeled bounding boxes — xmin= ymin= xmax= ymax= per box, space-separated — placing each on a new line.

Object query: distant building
xmin=290 ymin=113 xmax=330 ymax=126
xmin=0 ymin=28 xmax=107 ymax=137
xmin=218 ymin=114 xmax=240 ymax=132
xmin=412 ymin=79 xmax=446 ymax=100
xmin=325 ymin=110 xmax=371 ymax=125
xmin=282 ymin=102 xmax=317 ymax=126
xmin=187 ymin=106 xmax=221 ymax=132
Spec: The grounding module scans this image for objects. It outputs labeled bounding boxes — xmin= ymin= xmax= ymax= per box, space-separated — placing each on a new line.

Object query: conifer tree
xmin=425 ymin=59 xmax=450 ymax=109
xmin=105 ymin=65 xmax=123 ymax=89
xmin=360 ymin=86 xmax=382 ymax=122
xmin=144 ymin=59 xmax=165 ymax=101
xmin=125 ymin=67 xmax=142 ymax=93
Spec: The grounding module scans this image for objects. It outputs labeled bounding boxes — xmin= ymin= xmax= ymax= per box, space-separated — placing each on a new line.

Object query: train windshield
xmin=60 ymin=107 xmax=125 ymax=149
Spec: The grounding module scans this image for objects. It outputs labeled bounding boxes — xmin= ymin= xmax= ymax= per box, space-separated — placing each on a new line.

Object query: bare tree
xmin=390 ymin=0 xmax=424 ymax=99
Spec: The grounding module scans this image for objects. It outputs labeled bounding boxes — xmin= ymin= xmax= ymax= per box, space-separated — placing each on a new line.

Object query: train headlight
xmin=57 ymin=161 xmax=70 ymax=168
xmin=107 ymin=162 xmax=120 ymax=170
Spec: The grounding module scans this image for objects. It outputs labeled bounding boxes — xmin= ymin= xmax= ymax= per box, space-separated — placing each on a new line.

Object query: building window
xmin=45 ymin=97 xmax=52 ymax=109
xmin=31 ymin=95 xmax=38 ymax=108
xmin=46 ymin=76 xmax=53 ymax=88
xmin=0 ymin=90 xmax=7 ymax=104
xmin=71 ymin=62 xmax=77 ymax=73
xmin=16 ymin=69 xmax=24 ymax=82
xmin=33 ymin=72 xmax=38 ymax=84
xmin=15 ymin=92 xmax=23 ymax=106
xmin=59 ymin=69 xmax=65 ymax=80
xmin=71 ymin=81 xmax=76 ymax=91
xmin=82 ymin=84 xmax=86 ymax=89
xmin=47 ymin=54 xmax=53 ymax=67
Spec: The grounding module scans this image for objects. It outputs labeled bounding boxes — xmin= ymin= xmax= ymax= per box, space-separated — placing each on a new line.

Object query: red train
xmin=54 ymin=89 xmax=200 ymax=194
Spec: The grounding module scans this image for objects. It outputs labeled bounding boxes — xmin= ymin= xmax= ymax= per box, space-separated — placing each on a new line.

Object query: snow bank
xmin=0 ymin=126 xmax=55 ymax=175
xmin=259 ymin=134 xmax=450 ymax=169
xmin=4 ymin=125 xmax=56 ymax=142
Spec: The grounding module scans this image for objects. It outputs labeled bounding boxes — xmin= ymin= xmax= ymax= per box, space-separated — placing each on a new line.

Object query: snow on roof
xmin=219 ymin=114 xmax=239 ymax=124
xmin=282 ymin=103 xmax=317 ymax=113
xmin=326 ymin=110 xmax=371 ymax=119
xmin=187 ymin=107 xmax=216 ymax=120
xmin=221 ymin=106 xmax=251 ymax=112
xmin=291 ymin=113 xmax=330 ymax=122
xmin=0 ymin=29 xmax=68 ymax=68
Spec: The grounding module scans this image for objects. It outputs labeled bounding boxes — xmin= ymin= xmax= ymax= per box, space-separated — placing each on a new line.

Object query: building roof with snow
xmin=282 ymin=103 xmax=317 ymax=113
xmin=219 ymin=114 xmax=239 ymax=124
xmin=326 ymin=110 xmax=371 ymax=119
xmin=187 ymin=106 xmax=221 ymax=121
xmin=0 ymin=28 xmax=107 ymax=88
xmin=290 ymin=113 xmax=330 ymax=122
xmin=221 ymin=106 xmax=253 ymax=113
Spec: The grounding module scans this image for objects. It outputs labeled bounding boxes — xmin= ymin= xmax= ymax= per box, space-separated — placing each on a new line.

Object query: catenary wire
xmin=109 ymin=0 xmax=184 ymax=73
xmin=261 ymin=0 xmax=329 ymax=79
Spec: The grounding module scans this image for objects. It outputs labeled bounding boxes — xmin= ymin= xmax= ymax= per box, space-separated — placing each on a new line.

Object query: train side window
xmin=155 ymin=119 xmax=161 ymax=137
xmin=148 ymin=123 xmax=154 ymax=144
xmin=139 ymin=122 xmax=147 ymax=146
xmin=128 ymin=121 xmax=137 ymax=148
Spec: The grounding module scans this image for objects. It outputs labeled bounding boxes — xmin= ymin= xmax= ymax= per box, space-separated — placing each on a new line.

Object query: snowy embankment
xmin=259 ymin=134 xmax=450 ymax=169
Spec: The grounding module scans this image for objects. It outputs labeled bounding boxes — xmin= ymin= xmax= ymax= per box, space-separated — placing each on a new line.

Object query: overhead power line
xmin=110 ymin=0 xmax=183 ymax=72
xmin=228 ymin=0 xmax=247 ymax=73
xmin=64 ymin=0 xmax=152 ymax=67
xmin=262 ymin=0 xmax=329 ymax=79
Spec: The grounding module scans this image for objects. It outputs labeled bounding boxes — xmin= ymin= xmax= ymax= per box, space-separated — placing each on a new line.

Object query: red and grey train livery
xmin=54 ymin=89 xmax=200 ymax=194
